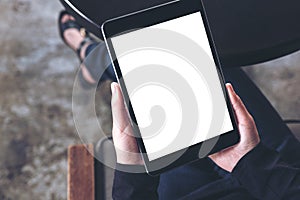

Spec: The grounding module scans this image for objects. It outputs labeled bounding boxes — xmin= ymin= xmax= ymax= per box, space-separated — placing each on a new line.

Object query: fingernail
xmin=111 ymin=83 xmax=116 ymax=94
xmin=227 ymin=83 xmax=235 ymax=94
xmin=230 ymin=85 xmax=237 ymax=95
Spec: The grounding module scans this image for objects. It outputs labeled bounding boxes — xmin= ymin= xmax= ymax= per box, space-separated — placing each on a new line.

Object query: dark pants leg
xmin=78 ymin=42 xmax=117 ymax=89
xmin=158 ymin=68 xmax=300 ymax=199
xmin=223 ymin=68 xmax=300 ymax=165
xmin=84 ymin=42 xmax=300 ymax=197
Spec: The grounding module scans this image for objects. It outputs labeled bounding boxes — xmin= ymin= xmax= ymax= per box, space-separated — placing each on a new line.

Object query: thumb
xmin=111 ymin=82 xmax=131 ymax=133
xmin=226 ymin=83 xmax=252 ymax=125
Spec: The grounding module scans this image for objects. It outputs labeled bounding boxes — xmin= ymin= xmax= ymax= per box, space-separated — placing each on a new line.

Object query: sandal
xmin=58 ymin=10 xmax=94 ymax=62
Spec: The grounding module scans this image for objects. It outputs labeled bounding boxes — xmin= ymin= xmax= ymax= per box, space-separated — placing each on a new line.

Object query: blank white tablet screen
xmin=111 ymin=12 xmax=234 ymax=161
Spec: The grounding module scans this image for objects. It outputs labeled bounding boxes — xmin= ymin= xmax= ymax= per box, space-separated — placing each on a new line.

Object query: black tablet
xmin=102 ymin=0 xmax=239 ymax=175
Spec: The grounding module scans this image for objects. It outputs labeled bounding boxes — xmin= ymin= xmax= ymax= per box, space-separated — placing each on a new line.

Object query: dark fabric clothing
xmin=113 ymin=164 xmax=160 ymax=200
xmin=232 ymin=144 xmax=300 ymax=200
xmin=222 ymin=69 xmax=300 ymax=164
xmin=78 ymin=42 xmax=117 ymax=89
xmin=113 ymin=143 xmax=300 ymax=200
xmin=158 ymin=158 xmax=221 ymax=199
xmin=112 ymin=68 xmax=300 ymax=199
xmin=85 ymin=42 xmax=98 ymax=57
xmin=156 ymin=68 xmax=300 ymax=199
xmin=81 ymin=41 xmax=300 ymax=199
xmin=83 ymin=42 xmax=116 ymax=82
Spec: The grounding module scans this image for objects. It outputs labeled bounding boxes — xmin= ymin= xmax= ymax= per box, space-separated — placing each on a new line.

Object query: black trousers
xmin=82 ymin=42 xmax=300 ymax=199
xmin=158 ymin=68 xmax=300 ymax=199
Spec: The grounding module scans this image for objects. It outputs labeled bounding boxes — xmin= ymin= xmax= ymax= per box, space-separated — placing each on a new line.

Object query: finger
xmin=111 ymin=82 xmax=131 ymax=132
xmin=226 ymin=83 xmax=251 ymax=123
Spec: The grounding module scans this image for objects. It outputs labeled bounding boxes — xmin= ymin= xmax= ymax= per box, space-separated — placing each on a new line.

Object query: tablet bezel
xmin=101 ymin=0 xmax=240 ymax=175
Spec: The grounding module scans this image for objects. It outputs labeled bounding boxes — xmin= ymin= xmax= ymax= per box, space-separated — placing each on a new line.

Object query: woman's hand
xmin=111 ymin=82 xmax=260 ymax=171
xmin=209 ymin=84 xmax=260 ymax=172
xmin=111 ymin=82 xmax=143 ymax=165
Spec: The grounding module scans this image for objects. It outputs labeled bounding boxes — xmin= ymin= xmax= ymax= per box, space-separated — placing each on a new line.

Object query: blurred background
xmin=0 ymin=0 xmax=299 ymax=199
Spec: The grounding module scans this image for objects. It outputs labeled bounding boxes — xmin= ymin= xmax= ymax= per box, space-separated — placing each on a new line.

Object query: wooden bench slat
xmin=68 ymin=144 xmax=95 ymax=200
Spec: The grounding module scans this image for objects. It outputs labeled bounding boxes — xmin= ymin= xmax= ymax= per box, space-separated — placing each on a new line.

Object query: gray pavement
xmin=0 ymin=1 xmax=111 ymax=199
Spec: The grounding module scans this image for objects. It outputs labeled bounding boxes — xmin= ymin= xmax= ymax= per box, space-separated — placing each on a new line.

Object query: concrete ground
xmin=0 ymin=0 xmax=299 ymax=199
xmin=0 ymin=1 xmax=112 ymax=199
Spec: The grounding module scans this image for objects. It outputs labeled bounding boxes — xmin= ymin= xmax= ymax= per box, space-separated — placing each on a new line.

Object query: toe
xmin=61 ymin=14 xmax=72 ymax=24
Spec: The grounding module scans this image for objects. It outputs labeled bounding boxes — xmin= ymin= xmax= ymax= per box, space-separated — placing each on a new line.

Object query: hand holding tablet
xmin=103 ymin=0 xmax=240 ymax=174
xmin=209 ymin=84 xmax=260 ymax=172
xmin=111 ymin=83 xmax=260 ymax=172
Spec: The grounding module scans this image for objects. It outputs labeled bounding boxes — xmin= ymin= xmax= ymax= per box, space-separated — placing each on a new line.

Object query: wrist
xmin=115 ymin=163 xmax=146 ymax=173
xmin=116 ymin=149 xmax=144 ymax=165
xmin=232 ymin=142 xmax=261 ymax=171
